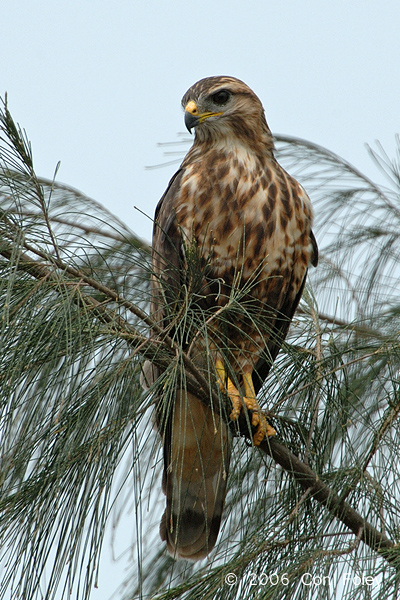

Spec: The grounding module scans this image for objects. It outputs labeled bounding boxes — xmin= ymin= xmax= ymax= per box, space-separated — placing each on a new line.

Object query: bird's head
xmin=181 ymin=76 xmax=274 ymax=153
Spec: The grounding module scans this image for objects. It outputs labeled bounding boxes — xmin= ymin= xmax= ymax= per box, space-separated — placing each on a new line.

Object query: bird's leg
xmin=242 ymin=366 xmax=276 ymax=444
xmin=215 ymin=359 xmax=242 ymax=419
xmin=216 ymin=360 xmax=275 ymax=445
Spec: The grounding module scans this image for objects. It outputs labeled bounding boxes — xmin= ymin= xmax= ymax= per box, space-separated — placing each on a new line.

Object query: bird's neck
xmin=185 ymin=134 xmax=275 ymax=173
xmin=190 ymin=112 xmax=275 ymax=159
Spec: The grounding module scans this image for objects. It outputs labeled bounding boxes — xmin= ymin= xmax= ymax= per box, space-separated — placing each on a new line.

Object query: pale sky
xmin=1 ymin=1 xmax=399 ymax=597
xmin=2 ymin=1 xmax=399 ymax=245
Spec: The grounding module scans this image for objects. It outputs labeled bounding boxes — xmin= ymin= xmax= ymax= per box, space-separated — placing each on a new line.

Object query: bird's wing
xmin=253 ymin=226 xmax=318 ymax=394
xmin=149 ymin=168 xmax=231 ymax=560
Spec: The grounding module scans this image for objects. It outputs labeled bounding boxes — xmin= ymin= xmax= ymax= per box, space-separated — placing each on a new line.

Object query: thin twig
xmin=0 ymin=239 xmax=221 ymax=410
xmin=361 ymin=400 xmax=400 ymax=474
xmin=304 ymin=295 xmax=322 ymax=464
xmin=1 ymin=207 xmax=152 ymax=251
xmin=2 ymin=242 xmax=399 ymax=570
xmin=271 ymin=346 xmax=388 ymax=413
xmin=260 ymin=436 xmax=397 ymax=566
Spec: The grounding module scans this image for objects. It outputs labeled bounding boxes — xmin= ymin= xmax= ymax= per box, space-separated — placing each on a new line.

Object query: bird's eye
xmin=211 ymin=90 xmax=231 ymax=106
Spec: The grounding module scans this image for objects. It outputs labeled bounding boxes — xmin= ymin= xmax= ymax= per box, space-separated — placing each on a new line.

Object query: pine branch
xmin=3 ymin=208 xmax=150 ymax=247
xmin=1 ymin=95 xmax=62 ymax=262
xmin=3 ymin=98 xmax=400 ymax=598
xmin=2 ymin=240 xmax=397 ymax=572
xmin=0 ymin=235 xmax=219 ymax=410
xmin=260 ymin=436 xmax=398 ymax=567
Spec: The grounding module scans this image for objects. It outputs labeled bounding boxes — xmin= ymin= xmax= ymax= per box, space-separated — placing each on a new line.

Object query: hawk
xmin=142 ymin=76 xmax=318 ymax=561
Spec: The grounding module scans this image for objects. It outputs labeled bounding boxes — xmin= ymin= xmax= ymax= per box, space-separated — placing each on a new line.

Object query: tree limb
xmin=0 ymin=239 xmax=220 ymax=409
xmin=260 ymin=436 xmax=398 ymax=567
xmin=1 ymin=230 xmax=398 ymax=570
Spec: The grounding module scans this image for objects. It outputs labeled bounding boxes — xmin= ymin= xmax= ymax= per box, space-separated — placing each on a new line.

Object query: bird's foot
xmin=227 ymin=379 xmax=276 ymax=445
xmin=216 ymin=360 xmax=275 ymax=445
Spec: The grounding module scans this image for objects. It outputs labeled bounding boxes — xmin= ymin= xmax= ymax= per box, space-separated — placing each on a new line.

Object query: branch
xmin=3 ymin=239 xmax=398 ymax=568
xmin=2 ymin=213 xmax=398 ymax=571
xmin=275 ymin=134 xmax=394 ymax=210
xmin=0 ymin=239 xmax=221 ymax=411
xmin=0 ymin=207 xmax=152 ymax=251
xmin=296 ymin=305 xmax=386 ymax=339
xmin=260 ymin=436 xmax=398 ymax=567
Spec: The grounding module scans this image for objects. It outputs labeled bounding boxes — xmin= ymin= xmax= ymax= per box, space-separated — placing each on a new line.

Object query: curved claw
xmin=216 ymin=360 xmax=275 ymax=445
xmin=227 ymin=382 xmax=276 ymax=444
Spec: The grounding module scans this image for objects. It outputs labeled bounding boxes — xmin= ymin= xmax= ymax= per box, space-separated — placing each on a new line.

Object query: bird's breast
xmin=175 ymin=156 xmax=313 ymax=290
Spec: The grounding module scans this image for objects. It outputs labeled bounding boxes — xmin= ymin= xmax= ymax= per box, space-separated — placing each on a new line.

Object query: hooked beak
xmin=184 ymin=100 xmax=200 ymax=133
xmin=185 ymin=113 xmax=199 ymax=133
xmin=184 ymin=100 xmax=223 ymax=133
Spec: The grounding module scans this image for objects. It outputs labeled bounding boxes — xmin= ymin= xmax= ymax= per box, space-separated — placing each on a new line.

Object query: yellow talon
xmin=216 ymin=360 xmax=276 ymax=445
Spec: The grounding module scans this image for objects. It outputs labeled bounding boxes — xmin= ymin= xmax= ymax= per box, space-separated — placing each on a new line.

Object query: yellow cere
xmin=185 ymin=100 xmax=198 ymax=115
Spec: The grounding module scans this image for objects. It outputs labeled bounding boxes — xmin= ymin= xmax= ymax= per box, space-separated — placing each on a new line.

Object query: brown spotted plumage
xmin=142 ymin=76 xmax=318 ymax=561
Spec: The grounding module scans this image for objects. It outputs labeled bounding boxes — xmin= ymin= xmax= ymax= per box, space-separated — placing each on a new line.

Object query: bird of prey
xmin=142 ymin=76 xmax=318 ymax=561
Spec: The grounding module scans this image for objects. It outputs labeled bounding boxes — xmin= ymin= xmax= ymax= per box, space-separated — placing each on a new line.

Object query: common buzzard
xmin=142 ymin=76 xmax=318 ymax=560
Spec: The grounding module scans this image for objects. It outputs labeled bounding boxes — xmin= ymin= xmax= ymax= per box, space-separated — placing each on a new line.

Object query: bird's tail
xmin=160 ymin=390 xmax=231 ymax=560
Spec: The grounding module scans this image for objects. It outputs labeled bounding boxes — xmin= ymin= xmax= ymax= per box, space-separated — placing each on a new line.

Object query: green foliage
xmin=1 ymin=97 xmax=400 ymax=600
xmin=0 ymin=97 xmax=152 ymax=599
